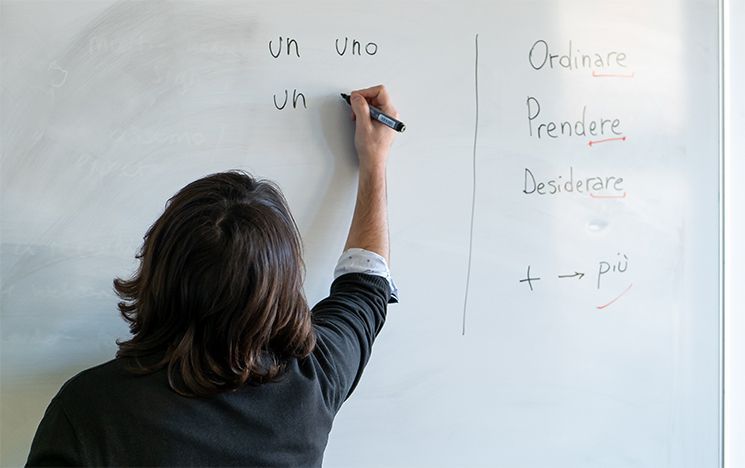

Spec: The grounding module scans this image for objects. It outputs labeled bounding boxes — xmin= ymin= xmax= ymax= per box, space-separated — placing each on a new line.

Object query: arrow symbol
xmin=558 ymin=272 xmax=585 ymax=280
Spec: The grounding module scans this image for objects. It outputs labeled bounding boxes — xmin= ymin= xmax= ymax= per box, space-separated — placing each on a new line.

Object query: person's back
xmin=26 ymin=85 xmax=399 ymax=467
xmin=30 ymin=359 xmax=336 ymax=466
xmin=27 ymin=272 xmax=390 ymax=467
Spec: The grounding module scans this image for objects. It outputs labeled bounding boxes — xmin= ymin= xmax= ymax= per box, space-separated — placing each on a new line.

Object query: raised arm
xmin=344 ymin=85 xmax=398 ymax=263
xmin=309 ymin=85 xmax=399 ymax=409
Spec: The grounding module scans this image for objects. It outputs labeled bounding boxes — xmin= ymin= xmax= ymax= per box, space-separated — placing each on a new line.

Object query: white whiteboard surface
xmin=0 ymin=1 xmax=721 ymax=467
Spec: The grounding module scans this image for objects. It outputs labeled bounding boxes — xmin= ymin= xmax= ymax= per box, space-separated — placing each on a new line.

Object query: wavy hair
xmin=114 ymin=171 xmax=315 ymax=397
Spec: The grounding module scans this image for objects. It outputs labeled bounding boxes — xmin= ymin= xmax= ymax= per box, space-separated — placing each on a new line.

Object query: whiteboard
xmin=0 ymin=1 xmax=721 ymax=467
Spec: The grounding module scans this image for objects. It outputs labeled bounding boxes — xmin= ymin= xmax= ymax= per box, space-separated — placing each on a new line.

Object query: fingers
xmin=350 ymin=93 xmax=371 ymax=127
xmin=350 ymin=84 xmax=396 ymax=115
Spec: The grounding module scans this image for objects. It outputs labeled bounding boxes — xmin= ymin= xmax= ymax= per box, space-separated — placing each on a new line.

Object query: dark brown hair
xmin=114 ymin=171 xmax=315 ymax=397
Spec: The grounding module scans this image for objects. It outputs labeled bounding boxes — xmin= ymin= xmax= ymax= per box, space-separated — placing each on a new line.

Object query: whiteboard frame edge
xmin=719 ymin=0 xmax=725 ymax=465
xmin=722 ymin=0 xmax=745 ymax=466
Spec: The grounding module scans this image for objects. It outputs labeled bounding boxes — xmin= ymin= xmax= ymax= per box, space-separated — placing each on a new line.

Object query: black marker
xmin=341 ymin=93 xmax=406 ymax=132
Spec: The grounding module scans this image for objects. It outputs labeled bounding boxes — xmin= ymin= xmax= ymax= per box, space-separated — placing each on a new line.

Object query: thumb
xmin=350 ymin=94 xmax=370 ymax=122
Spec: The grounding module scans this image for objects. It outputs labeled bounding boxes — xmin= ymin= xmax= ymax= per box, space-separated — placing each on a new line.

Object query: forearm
xmin=344 ymin=165 xmax=389 ymax=263
xmin=344 ymin=85 xmax=396 ymax=263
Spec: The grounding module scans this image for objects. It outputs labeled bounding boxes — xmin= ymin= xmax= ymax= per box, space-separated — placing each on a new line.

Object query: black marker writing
xmin=269 ymin=36 xmax=300 ymax=58
xmin=528 ymin=40 xmax=628 ymax=71
xmin=335 ymin=37 xmax=379 ymax=56
xmin=526 ymin=97 xmax=623 ymax=140
xmin=273 ymin=89 xmax=307 ymax=110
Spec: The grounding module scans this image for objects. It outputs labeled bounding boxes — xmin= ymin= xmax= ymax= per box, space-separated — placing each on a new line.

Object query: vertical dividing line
xmin=463 ymin=33 xmax=479 ymax=336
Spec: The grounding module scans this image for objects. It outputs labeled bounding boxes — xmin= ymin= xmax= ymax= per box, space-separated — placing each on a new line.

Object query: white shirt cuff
xmin=333 ymin=248 xmax=399 ymax=303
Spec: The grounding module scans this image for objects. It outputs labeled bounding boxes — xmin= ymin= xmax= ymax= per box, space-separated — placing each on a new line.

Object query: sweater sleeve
xmin=26 ymin=394 xmax=82 ymax=467
xmin=311 ymin=273 xmax=391 ymax=411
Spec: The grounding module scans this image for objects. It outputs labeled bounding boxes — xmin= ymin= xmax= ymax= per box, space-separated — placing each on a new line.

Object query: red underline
xmin=592 ymin=71 xmax=635 ymax=78
xmin=588 ymin=136 xmax=627 ymax=147
xmin=590 ymin=192 xmax=627 ymax=199
xmin=597 ymin=283 xmax=633 ymax=310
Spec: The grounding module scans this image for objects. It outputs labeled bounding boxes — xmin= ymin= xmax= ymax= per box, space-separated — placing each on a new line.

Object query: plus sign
xmin=519 ymin=265 xmax=541 ymax=291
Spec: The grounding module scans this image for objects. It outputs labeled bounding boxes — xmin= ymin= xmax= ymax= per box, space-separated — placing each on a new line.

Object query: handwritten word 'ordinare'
xmin=526 ymin=97 xmax=623 ymax=140
xmin=528 ymin=40 xmax=628 ymax=71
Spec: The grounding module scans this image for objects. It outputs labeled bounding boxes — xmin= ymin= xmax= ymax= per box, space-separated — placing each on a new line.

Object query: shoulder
xmin=64 ymin=358 xmax=123 ymax=385
xmin=55 ymin=358 xmax=128 ymax=404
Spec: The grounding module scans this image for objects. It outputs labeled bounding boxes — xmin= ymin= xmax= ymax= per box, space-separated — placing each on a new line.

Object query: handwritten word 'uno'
xmin=335 ymin=37 xmax=378 ymax=56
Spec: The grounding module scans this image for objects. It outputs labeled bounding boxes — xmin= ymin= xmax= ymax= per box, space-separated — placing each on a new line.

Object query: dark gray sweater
xmin=26 ymin=273 xmax=391 ymax=467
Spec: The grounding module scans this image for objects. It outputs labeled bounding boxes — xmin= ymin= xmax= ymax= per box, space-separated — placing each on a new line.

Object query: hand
xmin=349 ymin=85 xmax=398 ymax=172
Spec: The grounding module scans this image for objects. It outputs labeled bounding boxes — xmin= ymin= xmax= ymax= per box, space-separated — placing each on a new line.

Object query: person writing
xmin=26 ymin=85 xmax=399 ymax=467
